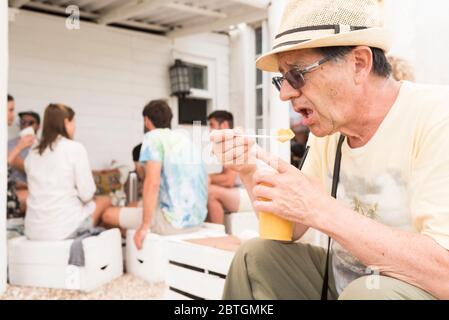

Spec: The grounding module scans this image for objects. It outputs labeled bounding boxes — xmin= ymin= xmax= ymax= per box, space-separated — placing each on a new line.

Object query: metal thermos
xmin=127 ymin=172 xmax=138 ymax=205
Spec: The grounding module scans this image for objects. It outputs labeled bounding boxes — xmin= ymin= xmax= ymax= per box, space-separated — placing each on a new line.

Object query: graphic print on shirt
xmin=330 ymin=169 xmax=409 ymax=293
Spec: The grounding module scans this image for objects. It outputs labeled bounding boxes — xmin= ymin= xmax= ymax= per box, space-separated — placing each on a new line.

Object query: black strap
xmin=320 ymin=134 xmax=345 ymax=300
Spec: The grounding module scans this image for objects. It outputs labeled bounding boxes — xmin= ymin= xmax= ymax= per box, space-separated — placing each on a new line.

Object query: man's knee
xmin=208 ymin=185 xmax=220 ymax=200
xmin=102 ymin=208 xmax=119 ymax=227
xmin=338 ymin=276 xmax=434 ymax=300
xmin=233 ymin=238 xmax=286 ymax=268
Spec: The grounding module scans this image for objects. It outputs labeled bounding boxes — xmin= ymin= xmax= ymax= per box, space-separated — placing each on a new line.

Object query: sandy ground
xmin=0 ymin=274 xmax=167 ymax=300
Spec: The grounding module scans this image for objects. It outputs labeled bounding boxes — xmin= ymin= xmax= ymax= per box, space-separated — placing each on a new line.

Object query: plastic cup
xmin=258 ymin=183 xmax=294 ymax=242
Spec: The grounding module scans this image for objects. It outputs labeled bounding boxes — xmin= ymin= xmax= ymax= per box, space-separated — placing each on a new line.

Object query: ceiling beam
xmin=166 ymin=2 xmax=227 ymax=19
xmin=20 ymin=2 xmax=97 ymax=19
xmin=97 ymin=0 xmax=167 ymax=25
xmin=229 ymin=0 xmax=270 ymax=9
xmin=13 ymin=1 xmax=169 ymax=33
xmin=168 ymin=10 xmax=267 ymax=38
xmin=114 ymin=20 xmax=169 ymax=33
xmin=9 ymin=0 xmax=31 ymax=8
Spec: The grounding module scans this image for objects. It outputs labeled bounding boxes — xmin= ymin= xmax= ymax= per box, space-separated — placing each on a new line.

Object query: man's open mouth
xmin=298 ymin=108 xmax=313 ymax=118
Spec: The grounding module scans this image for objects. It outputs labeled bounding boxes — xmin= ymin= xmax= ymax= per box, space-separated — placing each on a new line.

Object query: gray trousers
xmin=222 ymin=238 xmax=436 ymax=300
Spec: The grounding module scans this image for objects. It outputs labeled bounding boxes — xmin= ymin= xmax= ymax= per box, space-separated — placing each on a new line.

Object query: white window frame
xmin=171 ymin=51 xmax=216 ymax=127
xmin=253 ymin=21 xmax=270 ymax=148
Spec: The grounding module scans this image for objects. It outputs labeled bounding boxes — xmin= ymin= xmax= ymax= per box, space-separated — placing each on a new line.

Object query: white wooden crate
xmin=163 ymin=235 xmax=237 ymax=300
xmin=126 ymin=223 xmax=229 ymax=285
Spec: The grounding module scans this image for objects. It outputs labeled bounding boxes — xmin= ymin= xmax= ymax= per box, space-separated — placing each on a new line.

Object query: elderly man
xmin=210 ymin=0 xmax=449 ymax=300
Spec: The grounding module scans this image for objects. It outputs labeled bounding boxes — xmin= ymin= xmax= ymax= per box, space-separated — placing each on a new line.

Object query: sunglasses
xmin=272 ymin=56 xmax=332 ymax=91
xmin=20 ymin=120 xmax=36 ymax=126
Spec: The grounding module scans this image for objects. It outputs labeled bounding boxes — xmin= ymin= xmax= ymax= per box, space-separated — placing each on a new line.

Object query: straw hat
xmin=256 ymin=0 xmax=391 ymax=72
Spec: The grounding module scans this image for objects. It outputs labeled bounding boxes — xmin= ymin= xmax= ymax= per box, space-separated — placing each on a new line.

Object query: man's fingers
xmin=253 ymin=170 xmax=278 ymax=187
xmin=134 ymin=238 xmax=141 ymax=250
xmin=255 ymin=147 xmax=291 ymax=173
xmin=212 ymin=136 xmax=253 ymax=154
xmin=213 ymin=138 xmax=256 ymax=164
xmin=209 ymin=129 xmax=235 ymax=143
xmin=219 ymin=145 xmax=251 ymax=164
xmin=134 ymin=232 xmax=145 ymax=250
xmin=252 ymin=183 xmax=277 ymax=201
xmin=253 ymin=199 xmax=277 ymax=214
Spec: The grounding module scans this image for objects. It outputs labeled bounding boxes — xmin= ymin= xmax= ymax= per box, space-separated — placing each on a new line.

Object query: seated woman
xmin=24 ymin=103 xmax=114 ymax=241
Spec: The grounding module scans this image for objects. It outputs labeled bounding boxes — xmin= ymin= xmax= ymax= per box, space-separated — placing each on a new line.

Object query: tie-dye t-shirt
xmin=139 ymin=128 xmax=207 ymax=229
xmin=302 ymin=81 xmax=449 ymax=294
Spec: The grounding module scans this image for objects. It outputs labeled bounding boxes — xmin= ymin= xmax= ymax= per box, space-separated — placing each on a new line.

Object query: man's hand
xmin=134 ymin=225 xmax=149 ymax=250
xmin=17 ymin=135 xmax=35 ymax=150
xmin=251 ymin=152 xmax=332 ymax=228
xmin=210 ymin=128 xmax=257 ymax=174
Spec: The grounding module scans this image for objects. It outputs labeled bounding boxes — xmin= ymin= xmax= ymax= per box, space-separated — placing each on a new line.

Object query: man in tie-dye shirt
xmin=103 ymin=100 xmax=207 ymax=249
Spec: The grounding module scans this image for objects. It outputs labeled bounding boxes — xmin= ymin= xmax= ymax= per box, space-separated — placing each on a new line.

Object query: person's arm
xmin=209 ymin=167 xmax=238 ymax=187
xmin=134 ymin=161 xmax=145 ymax=181
xmin=133 ymin=133 xmax=163 ymax=249
xmin=319 ymin=200 xmax=449 ymax=299
xmin=73 ymin=144 xmax=96 ymax=203
xmin=10 ymin=156 xmax=25 ymax=173
xmin=7 ymin=135 xmax=34 ymax=169
xmin=134 ymin=161 xmax=161 ymax=249
xmin=132 ymin=144 xmax=145 ymax=181
xmin=140 ymin=161 xmax=161 ymax=228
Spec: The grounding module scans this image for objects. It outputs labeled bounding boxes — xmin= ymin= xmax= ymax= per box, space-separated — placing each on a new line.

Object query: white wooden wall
xmin=229 ymin=24 xmax=255 ymax=130
xmin=8 ymin=10 xmax=229 ymax=170
xmin=384 ymin=0 xmax=449 ymax=85
xmin=0 ymin=1 xmax=8 ymax=296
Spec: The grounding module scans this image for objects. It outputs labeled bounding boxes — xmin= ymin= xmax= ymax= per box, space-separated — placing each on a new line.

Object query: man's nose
xmin=279 ymin=80 xmax=302 ymax=102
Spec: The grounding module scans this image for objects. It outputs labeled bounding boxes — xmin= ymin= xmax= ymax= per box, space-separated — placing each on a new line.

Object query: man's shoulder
xmin=403 ymin=82 xmax=449 ymax=129
xmin=403 ymin=81 xmax=449 ymax=112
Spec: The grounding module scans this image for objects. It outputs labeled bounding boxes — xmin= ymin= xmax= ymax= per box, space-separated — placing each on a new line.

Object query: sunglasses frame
xmin=20 ymin=119 xmax=36 ymax=127
xmin=272 ymin=55 xmax=332 ymax=91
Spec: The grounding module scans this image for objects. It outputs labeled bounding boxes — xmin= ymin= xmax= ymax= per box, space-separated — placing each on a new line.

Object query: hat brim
xmin=256 ymin=27 xmax=392 ymax=72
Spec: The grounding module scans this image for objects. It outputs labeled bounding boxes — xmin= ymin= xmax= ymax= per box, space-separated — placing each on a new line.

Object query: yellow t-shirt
xmin=302 ymin=81 xmax=449 ymax=293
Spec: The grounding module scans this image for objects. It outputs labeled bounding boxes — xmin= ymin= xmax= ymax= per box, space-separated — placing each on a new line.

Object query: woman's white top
xmin=24 ymin=136 xmax=96 ymax=240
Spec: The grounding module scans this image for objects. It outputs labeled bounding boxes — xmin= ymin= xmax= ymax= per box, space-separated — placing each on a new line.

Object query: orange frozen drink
xmin=258 ymin=183 xmax=293 ymax=242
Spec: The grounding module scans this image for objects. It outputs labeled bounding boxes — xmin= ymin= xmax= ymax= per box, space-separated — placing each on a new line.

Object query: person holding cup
xmin=211 ymin=0 xmax=449 ymax=301
xmin=7 ymin=94 xmax=36 ymax=217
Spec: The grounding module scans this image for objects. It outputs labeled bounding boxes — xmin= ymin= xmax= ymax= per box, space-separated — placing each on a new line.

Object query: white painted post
xmin=266 ymin=0 xmax=290 ymax=162
xmin=0 ymin=2 xmax=9 ymax=295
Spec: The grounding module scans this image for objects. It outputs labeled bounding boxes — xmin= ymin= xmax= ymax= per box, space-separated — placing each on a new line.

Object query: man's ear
xmin=221 ymin=121 xmax=230 ymax=130
xmin=144 ymin=116 xmax=154 ymax=130
xmin=352 ymin=46 xmax=373 ymax=84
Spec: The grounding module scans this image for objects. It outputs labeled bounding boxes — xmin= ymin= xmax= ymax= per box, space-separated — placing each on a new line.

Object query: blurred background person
xmin=8 ymin=110 xmax=41 ymax=188
xmin=206 ymin=110 xmax=253 ymax=224
xmin=130 ymin=110 xmax=152 ymax=199
xmin=387 ymin=55 xmax=415 ymax=82
xmin=102 ymin=100 xmax=208 ymax=249
xmin=290 ymin=123 xmax=310 ymax=168
xmin=7 ymin=94 xmax=35 ymax=217
xmin=24 ymin=103 xmax=114 ymax=240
